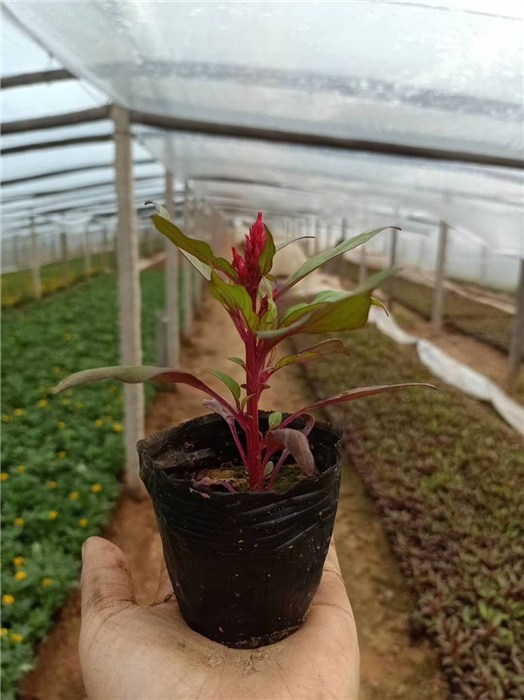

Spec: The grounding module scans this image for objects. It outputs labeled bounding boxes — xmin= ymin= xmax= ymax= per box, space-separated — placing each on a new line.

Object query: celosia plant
xmin=55 ymin=206 xmax=433 ymax=491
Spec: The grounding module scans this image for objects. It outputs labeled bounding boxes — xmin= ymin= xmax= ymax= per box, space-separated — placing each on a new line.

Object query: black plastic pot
xmin=138 ymin=412 xmax=341 ymax=649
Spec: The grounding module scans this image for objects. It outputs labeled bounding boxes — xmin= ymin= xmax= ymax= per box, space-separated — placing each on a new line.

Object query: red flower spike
xmin=232 ymin=247 xmax=248 ymax=282
xmin=245 ymin=213 xmax=266 ymax=272
xmin=231 ymin=213 xmax=267 ymax=303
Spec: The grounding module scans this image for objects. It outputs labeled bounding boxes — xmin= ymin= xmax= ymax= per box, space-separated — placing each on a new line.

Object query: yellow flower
xmin=0 ymin=628 xmax=7 ymax=638
xmin=52 ymin=366 xmax=61 ymax=375
xmin=37 ymin=399 xmax=48 ymax=408
xmin=13 ymin=408 xmax=24 ymax=417
xmin=57 ymin=451 xmax=66 ymax=459
xmin=12 ymin=556 xmax=25 ymax=567
xmin=90 ymin=483 xmax=103 ymax=494
xmin=79 ymin=518 xmax=89 ymax=528
xmin=14 ymin=518 xmax=25 ymax=527
xmin=47 ymin=481 xmax=57 ymax=489
xmin=109 ymin=385 xmax=117 ymax=394
xmin=16 ymin=465 xmax=26 ymax=474
xmin=56 ymin=421 xmax=66 ymax=430
xmin=94 ymin=419 xmax=103 ymax=427
xmin=1 ymin=472 xmax=9 ymax=482
xmin=112 ymin=423 xmax=123 ymax=433
xmin=68 ymin=491 xmax=80 ymax=501
xmin=2 ymin=595 xmax=15 ymax=606
xmin=10 ymin=632 xmax=23 ymax=643
xmin=41 ymin=577 xmax=53 ymax=587
xmin=1 ymin=414 xmax=12 ymax=423
xmin=48 ymin=510 xmax=59 ymax=520
xmin=63 ymin=332 xmax=72 ymax=341
xmin=14 ymin=571 xmax=26 ymax=582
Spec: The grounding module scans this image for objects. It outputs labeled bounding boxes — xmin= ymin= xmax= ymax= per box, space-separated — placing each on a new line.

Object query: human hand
xmin=80 ymin=536 xmax=359 ymax=699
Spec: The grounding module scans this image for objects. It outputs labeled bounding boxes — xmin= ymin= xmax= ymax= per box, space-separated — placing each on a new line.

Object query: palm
xmin=80 ymin=538 xmax=359 ymax=700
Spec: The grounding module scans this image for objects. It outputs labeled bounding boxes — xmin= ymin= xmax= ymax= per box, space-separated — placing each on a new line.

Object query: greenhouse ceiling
xmin=1 ymin=0 xmax=523 ymax=256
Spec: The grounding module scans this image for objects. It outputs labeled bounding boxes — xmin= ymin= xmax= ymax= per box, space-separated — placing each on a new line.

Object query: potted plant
xmin=54 ymin=207 xmax=433 ymax=648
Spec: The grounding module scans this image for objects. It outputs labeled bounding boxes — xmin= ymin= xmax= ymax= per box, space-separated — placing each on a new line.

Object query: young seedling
xmin=54 ymin=208 xmax=434 ymax=490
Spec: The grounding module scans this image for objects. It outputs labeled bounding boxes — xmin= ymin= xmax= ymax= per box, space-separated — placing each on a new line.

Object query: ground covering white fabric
xmin=369 ymin=307 xmax=524 ymax=436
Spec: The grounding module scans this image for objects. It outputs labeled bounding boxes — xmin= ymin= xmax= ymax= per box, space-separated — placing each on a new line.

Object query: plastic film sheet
xmin=369 ymin=307 xmax=524 ymax=436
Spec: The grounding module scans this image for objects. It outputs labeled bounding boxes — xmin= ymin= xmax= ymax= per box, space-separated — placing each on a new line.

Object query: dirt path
xmin=21 ymin=299 xmax=446 ymax=700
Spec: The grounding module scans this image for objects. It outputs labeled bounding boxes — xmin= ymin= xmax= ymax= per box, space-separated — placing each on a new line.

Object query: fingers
xmin=153 ymin=558 xmax=173 ymax=604
xmin=81 ymin=536 xmax=136 ymax=623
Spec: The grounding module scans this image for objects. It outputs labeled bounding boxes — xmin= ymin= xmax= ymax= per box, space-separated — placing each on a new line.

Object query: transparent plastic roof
xmin=137 ymin=128 xmax=524 ymax=256
xmin=1 ymin=1 xmax=523 ymax=258
xmin=5 ymin=0 xmax=523 ymax=161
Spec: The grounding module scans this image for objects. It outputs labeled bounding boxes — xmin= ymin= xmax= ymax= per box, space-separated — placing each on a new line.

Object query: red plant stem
xmin=228 ymin=421 xmax=249 ymax=468
xmin=245 ymin=334 xmax=261 ymax=489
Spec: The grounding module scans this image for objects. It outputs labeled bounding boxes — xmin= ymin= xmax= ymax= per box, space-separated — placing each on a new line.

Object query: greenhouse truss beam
xmin=2 ymin=104 xmax=522 ymax=170
xmin=1 ymin=159 xmax=156 ymax=187
xmin=1 ymin=134 xmax=112 ymax=155
xmin=2 ymin=106 xmax=111 ymax=134
xmin=1 ymin=174 xmax=166 ymax=204
xmin=129 ymin=110 xmax=524 ymax=171
xmin=0 ymin=68 xmax=74 ymax=89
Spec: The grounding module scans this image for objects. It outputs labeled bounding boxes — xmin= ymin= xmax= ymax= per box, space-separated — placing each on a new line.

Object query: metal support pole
xmin=29 ymin=218 xmax=42 ymax=299
xmin=431 ymin=221 xmax=449 ymax=333
xmin=102 ymin=224 xmax=110 ymax=270
xmin=12 ymin=235 xmax=20 ymax=269
xmin=387 ymin=227 xmax=398 ymax=309
xmin=82 ymin=229 xmax=91 ymax=278
xmin=112 ymin=104 xmax=145 ymax=498
xmin=60 ymin=230 xmax=69 ymax=283
xmin=164 ymin=169 xmax=180 ymax=368
xmin=508 ymin=259 xmax=524 ymax=386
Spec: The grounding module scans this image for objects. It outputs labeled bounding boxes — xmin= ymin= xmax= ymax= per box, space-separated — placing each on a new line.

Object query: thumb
xmin=81 ymin=536 xmax=136 ymax=623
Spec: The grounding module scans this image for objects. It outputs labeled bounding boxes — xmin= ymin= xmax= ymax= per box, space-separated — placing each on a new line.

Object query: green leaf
xmin=259 ymin=292 xmax=371 ymax=339
xmin=53 ymin=365 xmax=235 ymax=409
xmin=279 ymin=226 xmax=397 ymax=295
xmin=227 ymin=356 xmax=246 ymax=369
xmin=259 ymin=278 xmax=278 ymax=330
xmin=208 ymin=270 xmax=258 ymax=330
xmin=211 ymin=370 xmax=241 ymax=402
xmin=148 ymin=202 xmax=234 ymax=281
xmin=151 ymin=214 xmax=213 ymax=279
xmin=145 ymin=200 xmax=170 ymax=220
xmin=275 ymin=339 xmax=351 ymax=370
xmin=268 ymin=411 xmax=283 ymax=430
xmin=298 ymin=293 xmax=372 ymax=334
xmin=259 ymin=224 xmax=276 ymax=275
xmin=214 ymin=257 xmax=237 ymax=279
xmin=262 ymin=268 xmax=398 ymax=340
xmin=276 ymin=236 xmax=315 ymax=252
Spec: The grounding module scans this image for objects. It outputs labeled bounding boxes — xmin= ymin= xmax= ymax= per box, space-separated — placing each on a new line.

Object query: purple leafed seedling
xmin=54 ymin=207 xmax=435 ymax=491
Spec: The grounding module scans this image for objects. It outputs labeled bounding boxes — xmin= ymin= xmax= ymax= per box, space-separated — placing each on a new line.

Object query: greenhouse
xmin=1 ymin=2 xmax=523 ymax=699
